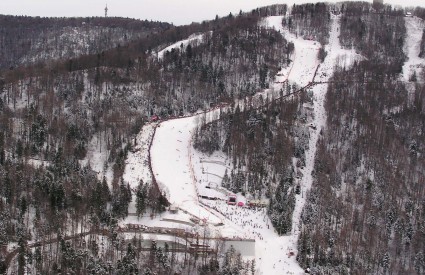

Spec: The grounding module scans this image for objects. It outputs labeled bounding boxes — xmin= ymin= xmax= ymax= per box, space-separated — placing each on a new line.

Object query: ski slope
xmin=151 ymin=116 xmax=252 ymax=238
xmin=127 ymin=14 xmax=362 ymax=275
xmin=149 ymin=15 xmax=324 ymax=274
xmin=402 ymin=16 xmax=425 ymax=82
xmin=151 ymin=117 xmax=223 ymax=225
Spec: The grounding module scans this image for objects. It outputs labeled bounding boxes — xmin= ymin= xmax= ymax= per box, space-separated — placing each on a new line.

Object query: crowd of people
xmin=202 ymin=199 xmax=274 ymax=240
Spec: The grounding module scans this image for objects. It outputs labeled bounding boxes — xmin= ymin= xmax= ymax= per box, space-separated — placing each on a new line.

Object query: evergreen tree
xmin=111 ymin=179 xmax=131 ymax=219
xmin=116 ymin=243 xmax=138 ymax=275
xmin=0 ymin=132 xmax=4 ymax=165
xmin=268 ymin=171 xmax=295 ymax=235
xmin=136 ymin=180 xmax=148 ymax=217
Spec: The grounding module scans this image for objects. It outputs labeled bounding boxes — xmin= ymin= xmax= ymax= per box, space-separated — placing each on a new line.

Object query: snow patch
xmin=123 ymin=123 xmax=156 ymax=213
xmin=156 ymin=32 xmax=211 ymax=59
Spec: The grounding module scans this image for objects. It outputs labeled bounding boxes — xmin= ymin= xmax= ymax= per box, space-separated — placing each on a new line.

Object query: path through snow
xmin=402 ymin=16 xmax=425 ymax=82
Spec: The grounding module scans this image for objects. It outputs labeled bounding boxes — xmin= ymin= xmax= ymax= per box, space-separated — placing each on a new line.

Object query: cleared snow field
xmin=151 ymin=118 xmax=198 ymax=204
xmin=81 ymin=134 xmax=114 ymax=186
xmin=402 ymin=16 xmax=425 ymax=82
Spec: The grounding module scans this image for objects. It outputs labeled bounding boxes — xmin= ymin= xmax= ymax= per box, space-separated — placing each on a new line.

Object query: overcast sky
xmin=2 ymin=0 xmax=425 ymax=25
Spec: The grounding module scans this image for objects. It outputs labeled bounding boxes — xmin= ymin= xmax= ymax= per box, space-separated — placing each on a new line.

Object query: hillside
xmin=1 ymin=2 xmax=425 ymax=275
xmin=0 ymin=15 xmax=171 ymax=69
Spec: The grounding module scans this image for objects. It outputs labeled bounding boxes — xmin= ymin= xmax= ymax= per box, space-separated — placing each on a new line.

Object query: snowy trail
xmin=156 ymin=32 xmax=210 ymax=59
xmin=151 ymin=117 xmax=198 ymax=205
xmin=402 ymin=16 xmax=425 ymax=82
xmin=151 ymin=117 xmax=226 ymax=224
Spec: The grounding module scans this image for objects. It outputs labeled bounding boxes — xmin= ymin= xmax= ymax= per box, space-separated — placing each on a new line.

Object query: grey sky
xmin=2 ymin=0 xmax=425 ymax=25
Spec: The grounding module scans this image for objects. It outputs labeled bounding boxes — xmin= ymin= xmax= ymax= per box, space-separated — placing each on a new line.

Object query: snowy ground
xmin=84 ymin=135 xmax=113 ymax=182
xmin=263 ymin=16 xmax=320 ymax=89
xmin=151 ymin=118 xmax=198 ymax=205
xmin=150 ymin=117 xmax=224 ymax=225
xmin=192 ymin=150 xmax=229 ymax=200
xmin=402 ymin=16 xmax=425 ymax=83
xmin=123 ymin=123 xmax=156 ymax=213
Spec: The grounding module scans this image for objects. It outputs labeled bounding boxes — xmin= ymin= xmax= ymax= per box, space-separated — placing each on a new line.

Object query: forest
xmin=195 ymin=2 xmax=425 ymax=274
xmin=0 ymin=5 xmax=288 ymax=274
xmin=1 ymin=1 xmax=425 ymax=274
xmin=296 ymin=2 xmax=425 ymax=274
xmin=0 ymin=15 xmax=171 ymax=70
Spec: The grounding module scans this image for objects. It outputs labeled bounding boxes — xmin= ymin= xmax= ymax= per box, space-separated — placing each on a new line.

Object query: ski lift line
xmin=199 ymin=160 xmax=230 ymax=169
xmin=187 ymin=133 xmax=200 ymax=202
xmin=202 ymin=171 xmax=223 ymax=179
xmin=147 ymin=124 xmax=166 ymax=201
xmin=199 ymin=159 xmax=226 ymax=165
